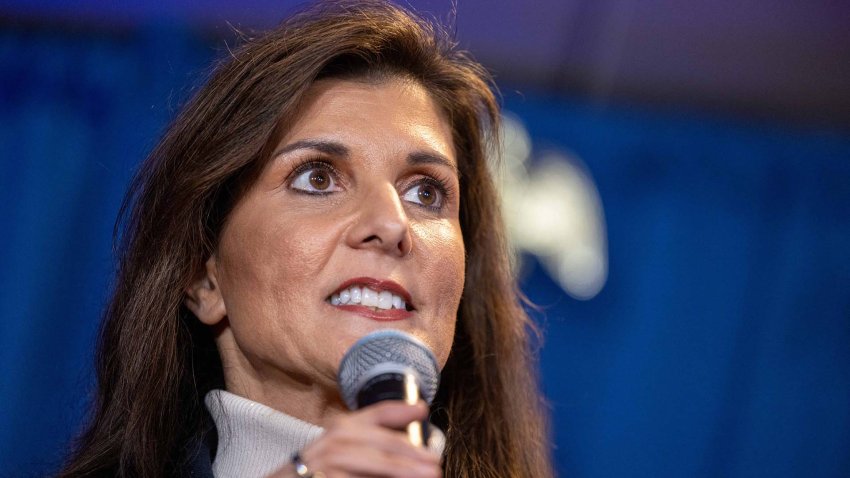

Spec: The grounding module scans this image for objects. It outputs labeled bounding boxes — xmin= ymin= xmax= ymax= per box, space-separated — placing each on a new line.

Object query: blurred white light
xmin=494 ymin=113 xmax=608 ymax=300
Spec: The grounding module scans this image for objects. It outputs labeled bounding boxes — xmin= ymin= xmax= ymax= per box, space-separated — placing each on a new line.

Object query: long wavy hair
xmin=60 ymin=2 xmax=551 ymax=476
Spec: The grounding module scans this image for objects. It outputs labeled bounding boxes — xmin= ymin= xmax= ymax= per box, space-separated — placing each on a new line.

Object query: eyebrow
xmin=273 ymin=139 xmax=350 ymax=158
xmin=273 ymin=138 xmax=458 ymax=176
xmin=407 ymin=151 xmax=459 ymax=177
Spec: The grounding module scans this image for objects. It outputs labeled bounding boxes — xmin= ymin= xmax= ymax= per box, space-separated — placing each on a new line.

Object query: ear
xmin=184 ymin=255 xmax=227 ymax=326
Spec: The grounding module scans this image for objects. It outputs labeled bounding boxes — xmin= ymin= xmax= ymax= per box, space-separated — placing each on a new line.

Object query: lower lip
xmin=334 ymin=304 xmax=413 ymax=321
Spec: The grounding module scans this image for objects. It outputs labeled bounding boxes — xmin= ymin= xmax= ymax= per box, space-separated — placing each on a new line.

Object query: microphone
xmin=337 ymin=329 xmax=440 ymax=446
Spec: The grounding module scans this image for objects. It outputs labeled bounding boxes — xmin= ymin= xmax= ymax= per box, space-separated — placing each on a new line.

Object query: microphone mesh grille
xmin=338 ymin=330 xmax=440 ymax=410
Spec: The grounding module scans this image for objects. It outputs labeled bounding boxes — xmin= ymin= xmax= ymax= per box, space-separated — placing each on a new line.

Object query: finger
xmin=347 ymin=400 xmax=429 ymax=429
xmin=318 ymin=444 xmax=441 ymax=478
xmin=315 ymin=423 xmax=440 ymax=464
xmin=290 ymin=402 xmax=439 ymax=477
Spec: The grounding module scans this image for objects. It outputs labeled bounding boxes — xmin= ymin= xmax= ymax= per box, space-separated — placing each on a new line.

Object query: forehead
xmin=280 ymin=77 xmax=456 ymax=167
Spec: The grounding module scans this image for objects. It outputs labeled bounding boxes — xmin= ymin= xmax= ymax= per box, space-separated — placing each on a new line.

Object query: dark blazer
xmin=184 ymin=428 xmax=216 ymax=477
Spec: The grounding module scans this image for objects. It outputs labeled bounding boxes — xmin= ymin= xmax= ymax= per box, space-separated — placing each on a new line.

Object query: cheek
xmin=415 ymin=221 xmax=465 ymax=364
xmin=438 ymin=233 xmax=465 ymax=304
xmin=216 ymin=202 xmax=333 ymax=328
xmin=214 ymin=203 xmax=343 ymax=371
xmin=417 ymin=220 xmax=465 ymax=296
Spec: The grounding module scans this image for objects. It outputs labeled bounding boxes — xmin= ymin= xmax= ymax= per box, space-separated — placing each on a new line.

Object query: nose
xmin=345 ymin=182 xmax=412 ymax=257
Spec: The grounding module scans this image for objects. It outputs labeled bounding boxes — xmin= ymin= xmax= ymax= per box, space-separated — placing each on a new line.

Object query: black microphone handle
xmin=356 ymin=370 xmax=430 ymax=447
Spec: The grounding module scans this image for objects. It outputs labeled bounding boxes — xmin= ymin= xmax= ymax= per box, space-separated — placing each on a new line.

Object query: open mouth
xmin=326 ymin=278 xmax=415 ymax=312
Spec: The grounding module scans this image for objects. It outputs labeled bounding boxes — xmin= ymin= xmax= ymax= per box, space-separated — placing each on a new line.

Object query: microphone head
xmin=338 ymin=329 xmax=440 ymax=410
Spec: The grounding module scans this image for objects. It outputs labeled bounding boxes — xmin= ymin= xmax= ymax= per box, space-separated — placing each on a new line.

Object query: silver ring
xmin=291 ymin=451 xmax=314 ymax=478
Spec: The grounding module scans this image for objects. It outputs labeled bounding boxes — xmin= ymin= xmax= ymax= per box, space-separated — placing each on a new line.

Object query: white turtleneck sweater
xmin=205 ymin=389 xmax=445 ymax=478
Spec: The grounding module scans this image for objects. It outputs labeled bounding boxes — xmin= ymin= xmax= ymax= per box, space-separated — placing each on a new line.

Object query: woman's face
xmin=187 ymin=77 xmax=464 ymax=414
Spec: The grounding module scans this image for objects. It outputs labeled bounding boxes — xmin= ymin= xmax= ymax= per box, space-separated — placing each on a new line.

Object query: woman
xmin=60 ymin=1 xmax=551 ymax=477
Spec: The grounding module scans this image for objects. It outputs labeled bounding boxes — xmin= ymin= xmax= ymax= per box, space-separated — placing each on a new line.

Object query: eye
xmin=290 ymin=163 xmax=341 ymax=194
xmin=402 ymin=181 xmax=444 ymax=209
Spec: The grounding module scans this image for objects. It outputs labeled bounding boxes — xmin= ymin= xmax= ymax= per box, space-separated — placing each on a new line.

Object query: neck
xmin=222 ymin=368 xmax=348 ymax=428
xmin=216 ymin=330 xmax=347 ymax=427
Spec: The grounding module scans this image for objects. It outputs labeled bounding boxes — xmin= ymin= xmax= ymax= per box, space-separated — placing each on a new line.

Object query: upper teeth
xmin=329 ymin=285 xmax=407 ymax=310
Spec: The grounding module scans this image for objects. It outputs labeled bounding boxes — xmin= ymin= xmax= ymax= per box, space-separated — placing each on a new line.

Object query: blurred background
xmin=1 ymin=0 xmax=849 ymax=476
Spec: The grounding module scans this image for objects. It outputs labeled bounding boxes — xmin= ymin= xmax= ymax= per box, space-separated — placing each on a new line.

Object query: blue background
xmin=1 ymin=22 xmax=849 ymax=477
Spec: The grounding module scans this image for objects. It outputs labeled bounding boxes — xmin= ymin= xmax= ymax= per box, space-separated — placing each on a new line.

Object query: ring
xmin=291 ymin=451 xmax=316 ymax=478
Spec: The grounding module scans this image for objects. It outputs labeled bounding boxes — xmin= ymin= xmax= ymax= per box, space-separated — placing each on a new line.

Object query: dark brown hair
xmin=60 ymin=1 xmax=551 ymax=476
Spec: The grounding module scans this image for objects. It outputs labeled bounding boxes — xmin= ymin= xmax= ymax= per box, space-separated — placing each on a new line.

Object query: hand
xmin=268 ymin=401 xmax=442 ymax=478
